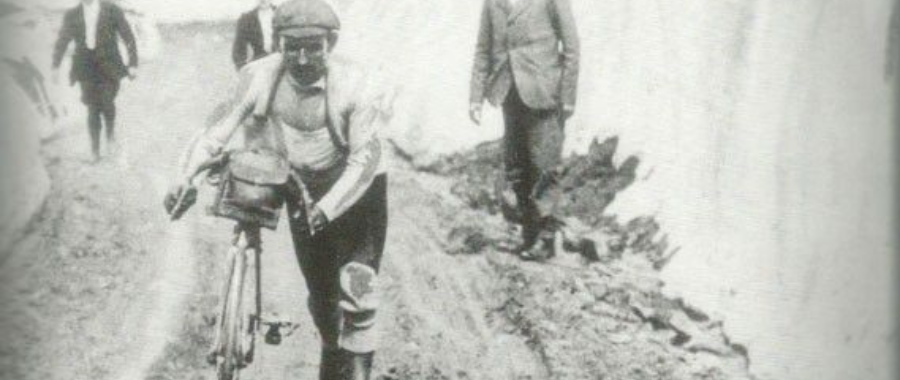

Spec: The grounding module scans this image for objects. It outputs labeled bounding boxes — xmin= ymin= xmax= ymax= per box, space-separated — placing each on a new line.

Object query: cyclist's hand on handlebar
xmin=164 ymin=183 xmax=198 ymax=220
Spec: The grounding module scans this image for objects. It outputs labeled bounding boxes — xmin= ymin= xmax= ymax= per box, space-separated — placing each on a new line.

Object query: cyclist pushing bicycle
xmin=164 ymin=1 xmax=388 ymax=379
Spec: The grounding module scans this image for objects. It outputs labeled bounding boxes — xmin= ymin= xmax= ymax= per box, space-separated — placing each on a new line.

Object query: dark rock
xmin=446 ymin=225 xmax=490 ymax=255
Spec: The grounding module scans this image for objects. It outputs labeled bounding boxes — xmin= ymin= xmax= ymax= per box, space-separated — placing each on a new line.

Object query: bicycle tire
xmin=218 ymin=242 xmax=248 ymax=380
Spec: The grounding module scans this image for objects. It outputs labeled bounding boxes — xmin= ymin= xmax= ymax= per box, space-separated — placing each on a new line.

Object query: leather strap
xmin=252 ymin=61 xmax=347 ymax=154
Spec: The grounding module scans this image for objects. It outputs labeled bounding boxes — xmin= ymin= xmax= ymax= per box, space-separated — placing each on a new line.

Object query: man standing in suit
xmin=52 ymin=0 xmax=138 ymax=162
xmin=233 ymin=0 xmax=278 ymax=70
xmin=470 ymin=0 xmax=579 ymax=260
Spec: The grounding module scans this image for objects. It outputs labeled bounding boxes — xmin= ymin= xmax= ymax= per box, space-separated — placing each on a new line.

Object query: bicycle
xmin=168 ymin=152 xmax=301 ymax=380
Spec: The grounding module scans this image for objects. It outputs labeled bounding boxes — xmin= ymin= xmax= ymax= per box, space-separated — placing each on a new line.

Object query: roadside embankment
xmin=423 ymin=138 xmax=755 ymax=380
xmin=0 ymin=73 xmax=51 ymax=254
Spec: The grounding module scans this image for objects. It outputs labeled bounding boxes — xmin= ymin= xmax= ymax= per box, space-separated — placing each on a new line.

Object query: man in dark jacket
xmin=52 ymin=0 xmax=138 ymax=162
xmin=232 ymin=0 xmax=277 ymax=70
xmin=469 ymin=0 xmax=580 ymax=260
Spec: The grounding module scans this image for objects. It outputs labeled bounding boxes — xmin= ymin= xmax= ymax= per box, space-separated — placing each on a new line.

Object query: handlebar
xmin=186 ymin=153 xmax=228 ymax=185
xmin=169 ymin=153 xmax=227 ymax=221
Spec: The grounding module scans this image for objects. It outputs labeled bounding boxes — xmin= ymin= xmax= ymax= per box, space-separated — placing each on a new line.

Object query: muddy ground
xmin=0 ymin=23 xmax=755 ymax=380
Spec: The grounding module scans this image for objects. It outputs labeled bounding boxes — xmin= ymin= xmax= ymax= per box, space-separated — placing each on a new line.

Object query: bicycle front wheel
xmin=217 ymin=230 xmax=253 ymax=380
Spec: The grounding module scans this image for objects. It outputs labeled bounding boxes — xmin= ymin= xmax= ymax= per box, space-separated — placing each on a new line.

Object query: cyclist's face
xmin=282 ymin=36 xmax=327 ymax=75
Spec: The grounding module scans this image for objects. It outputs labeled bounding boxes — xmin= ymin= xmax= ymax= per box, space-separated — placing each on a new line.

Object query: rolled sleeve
xmin=315 ymin=102 xmax=383 ymax=221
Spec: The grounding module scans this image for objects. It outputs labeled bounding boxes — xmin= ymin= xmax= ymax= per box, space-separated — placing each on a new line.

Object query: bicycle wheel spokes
xmin=210 ymin=241 xmax=242 ymax=364
xmin=216 ymin=229 xmax=252 ymax=380
xmin=242 ymin=245 xmax=262 ymax=365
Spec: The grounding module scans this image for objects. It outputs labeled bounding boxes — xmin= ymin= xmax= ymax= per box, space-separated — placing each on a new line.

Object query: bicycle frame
xmin=171 ymin=153 xmax=299 ymax=380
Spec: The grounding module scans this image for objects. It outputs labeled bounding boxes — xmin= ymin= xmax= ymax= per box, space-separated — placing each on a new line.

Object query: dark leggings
xmin=287 ymin=174 xmax=388 ymax=349
xmin=87 ymin=102 xmax=116 ymax=155
xmin=81 ymin=76 xmax=120 ymax=156
xmin=502 ymin=85 xmax=564 ymax=243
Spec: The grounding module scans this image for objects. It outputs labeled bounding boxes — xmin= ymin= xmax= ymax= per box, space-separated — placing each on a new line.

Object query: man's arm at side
xmin=314 ymin=87 xmax=384 ymax=222
xmin=232 ymin=14 xmax=250 ymax=70
xmin=114 ymin=6 xmax=139 ymax=69
xmin=52 ymin=11 xmax=74 ymax=71
xmin=550 ymin=0 xmax=580 ymax=111
xmin=469 ymin=0 xmax=492 ymax=107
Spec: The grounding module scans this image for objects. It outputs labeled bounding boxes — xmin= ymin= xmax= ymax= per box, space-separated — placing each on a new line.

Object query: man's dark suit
xmin=53 ymin=1 xmax=138 ymax=158
xmin=470 ymin=0 xmax=580 ymax=256
xmin=53 ymin=2 xmax=137 ymax=87
xmin=233 ymin=9 xmax=272 ymax=70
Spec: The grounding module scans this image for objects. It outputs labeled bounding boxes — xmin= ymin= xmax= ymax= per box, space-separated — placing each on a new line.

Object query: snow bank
xmin=330 ymin=1 xmax=896 ymax=379
xmin=0 ymin=72 xmax=51 ymax=252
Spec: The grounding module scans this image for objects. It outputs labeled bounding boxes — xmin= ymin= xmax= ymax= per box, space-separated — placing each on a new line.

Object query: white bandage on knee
xmin=338 ymin=262 xmax=380 ymax=353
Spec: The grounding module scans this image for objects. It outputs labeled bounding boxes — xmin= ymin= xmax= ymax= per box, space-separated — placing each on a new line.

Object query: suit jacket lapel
xmin=507 ymin=0 xmax=533 ymax=25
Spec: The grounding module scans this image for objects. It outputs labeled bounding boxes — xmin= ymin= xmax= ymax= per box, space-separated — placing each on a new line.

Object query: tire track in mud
xmin=110 ymin=172 xmax=199 ymax=380
xmin=374 ymin=169 xmax=550 ymax=380
xmin=98 ymin=23 xmax=239 ymax=380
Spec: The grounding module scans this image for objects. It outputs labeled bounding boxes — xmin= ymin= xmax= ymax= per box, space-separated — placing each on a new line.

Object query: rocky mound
xmin=422 ymin=136 xmax=754 ymax=379
xmin=425 ymin=136 xmax=674 ymax=266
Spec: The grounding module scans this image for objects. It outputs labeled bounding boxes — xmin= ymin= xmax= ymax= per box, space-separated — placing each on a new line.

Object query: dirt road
xmin=1 ymin=22 xmax=547 ymax=380
xmin=0 ymin=23 xmax=753 ymax=380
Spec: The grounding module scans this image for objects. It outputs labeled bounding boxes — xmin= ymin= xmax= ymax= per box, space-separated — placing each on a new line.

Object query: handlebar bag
xmin=209 ymin=148 xmax=291 ymax=230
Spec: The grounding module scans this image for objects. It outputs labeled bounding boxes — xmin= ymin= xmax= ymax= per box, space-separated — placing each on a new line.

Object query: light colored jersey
xmin=209 ymin=53 xmax=388 ymax=221
xmin=271 ymin=75 xmax=342 ymax=172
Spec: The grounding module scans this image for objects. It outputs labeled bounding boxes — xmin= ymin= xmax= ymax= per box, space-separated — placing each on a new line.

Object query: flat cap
xmin=274 ymin=0 xmax=340 ymax=38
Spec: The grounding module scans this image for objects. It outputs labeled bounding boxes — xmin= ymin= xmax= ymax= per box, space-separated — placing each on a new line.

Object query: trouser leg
xmin=502 ymin=86 xmax=564 ymax=247
xmin=289 ymin=219 xmax=342 ymax=380
xmin=289 ymin=175 xmax=388 ymax=380
xmin=319 ymin=347 xmax=343 ymax=380
xmin=99 ymin=80 xmax=120 ymax=143
xmin=101 ymin=100 xmax=116 ymax=142
xmin=81 ymin=73 xmax=121 ymax=158
xmin=289 ymin=231 xmax=341 ymax=349
xmin=87 ymin=104 xmax=102 ymax=158
xmin=503 ymin=88 xmax=538 ymax=246
xmin=527 ymin=104 xmax=565 ymax=242
xmin=81 ymin=77 xmax=103 ymax=158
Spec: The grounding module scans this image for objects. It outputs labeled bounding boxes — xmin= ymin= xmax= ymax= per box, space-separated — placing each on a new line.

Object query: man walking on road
xmin=168 ymin=0 xmax=388 ymax=378
xmin=232 ymin=0 xmax=278 ymax=70
xmin=52 ymin=0 xmax=138 ymax=162
xmin=469 ymin=0 xmax=580 ymax=260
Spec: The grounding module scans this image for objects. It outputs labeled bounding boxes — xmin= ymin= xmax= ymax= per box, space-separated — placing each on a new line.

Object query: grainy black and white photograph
xmin=0 ymin=0 xmax=896 ymax=379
